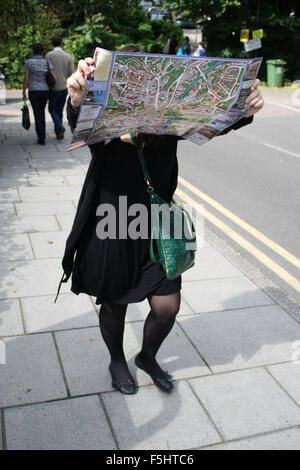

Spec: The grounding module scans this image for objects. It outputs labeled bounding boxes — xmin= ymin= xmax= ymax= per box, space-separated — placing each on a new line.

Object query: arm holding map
xmin=67 ymin=50 xmax=264 ymax=150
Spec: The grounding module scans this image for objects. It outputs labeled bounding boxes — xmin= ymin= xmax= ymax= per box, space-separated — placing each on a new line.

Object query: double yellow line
xmin=176 ymin=176 xmax=300 ymax=293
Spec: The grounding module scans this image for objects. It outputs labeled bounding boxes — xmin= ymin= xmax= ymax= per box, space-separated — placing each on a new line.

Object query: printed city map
xmin=69 ymin=48 xmax=262 ymax=150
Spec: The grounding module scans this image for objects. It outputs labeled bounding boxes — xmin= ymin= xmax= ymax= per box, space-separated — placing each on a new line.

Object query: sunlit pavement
xmin=0 ymin=93 xmax=300 ymax=450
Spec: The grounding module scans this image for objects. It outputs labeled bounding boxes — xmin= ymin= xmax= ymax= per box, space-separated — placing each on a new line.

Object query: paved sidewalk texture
xmin=1 ymin=113 xmax=300 ymax=450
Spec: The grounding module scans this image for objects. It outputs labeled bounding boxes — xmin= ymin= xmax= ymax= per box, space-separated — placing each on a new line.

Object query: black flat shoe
xmin=109 ymin=364 xmax=138 ymax=395
xmin=135 ymin=354 xmax=174 ymax=394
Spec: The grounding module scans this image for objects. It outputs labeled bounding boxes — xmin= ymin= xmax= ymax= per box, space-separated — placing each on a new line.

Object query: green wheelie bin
xmin=267 ymin=59 xmax=287 ymax=87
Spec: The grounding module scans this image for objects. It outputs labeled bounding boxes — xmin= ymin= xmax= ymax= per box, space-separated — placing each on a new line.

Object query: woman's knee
xmin=151 ymin=294 xmax=181 ymax=319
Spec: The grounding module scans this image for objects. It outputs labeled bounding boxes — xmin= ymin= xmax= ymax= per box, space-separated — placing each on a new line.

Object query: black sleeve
xmin=218 ymin=115 xmax=254 ymax=136
xmin=66 ymin=97 xmax=79 ymax=132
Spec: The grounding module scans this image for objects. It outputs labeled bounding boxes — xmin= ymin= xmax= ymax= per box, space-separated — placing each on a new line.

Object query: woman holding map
xmin=59 ymin=48 xmax=264 ymax=396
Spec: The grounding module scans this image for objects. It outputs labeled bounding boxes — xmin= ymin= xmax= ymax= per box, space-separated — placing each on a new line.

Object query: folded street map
xmin=69 ymin=48 xmax=262 ymax=150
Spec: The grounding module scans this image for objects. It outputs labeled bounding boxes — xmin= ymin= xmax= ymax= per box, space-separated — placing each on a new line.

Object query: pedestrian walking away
xmin=57 ymin=46 xmax=264 ymax=398
xmin=46 ymin=36 xmax=74 ymax=140
xmin=23 ymin=43 xmax=56 ymax=145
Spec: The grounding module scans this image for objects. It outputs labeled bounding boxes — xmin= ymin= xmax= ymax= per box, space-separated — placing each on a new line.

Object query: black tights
xmin=99 ymin=292 xmax=181 ymax=383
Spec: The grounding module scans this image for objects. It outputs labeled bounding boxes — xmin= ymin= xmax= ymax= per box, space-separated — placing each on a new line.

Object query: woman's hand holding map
xmin=67 ymin=57 xmax=94 ymax=109
xmin=245 ymin=79 xmax=264 ymax=117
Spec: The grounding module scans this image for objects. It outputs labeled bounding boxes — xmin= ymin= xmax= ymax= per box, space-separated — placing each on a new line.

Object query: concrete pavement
xmin=0 ymin=109 xmax=300 ymax=450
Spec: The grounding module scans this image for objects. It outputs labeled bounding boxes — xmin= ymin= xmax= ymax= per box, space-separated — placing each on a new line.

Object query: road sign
xmin=244 ymin=38 xmax=262 ymax=52
xmin=240 ymin=29 xmax=250 ymax=43
xmin=253 ymin=29 xmax=264 ymax=39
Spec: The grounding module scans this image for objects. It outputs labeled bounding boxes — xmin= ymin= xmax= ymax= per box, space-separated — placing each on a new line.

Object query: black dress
xmin=59 ymin=99 xmax=253 ymax=305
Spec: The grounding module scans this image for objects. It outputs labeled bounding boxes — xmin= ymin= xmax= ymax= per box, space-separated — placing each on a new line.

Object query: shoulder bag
xmin=130 ymin=131 xmax=197 ymax=280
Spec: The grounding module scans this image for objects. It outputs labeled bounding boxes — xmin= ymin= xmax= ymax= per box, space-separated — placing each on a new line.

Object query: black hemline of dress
xmin=107 ymin=259 xmax=182 ymax=305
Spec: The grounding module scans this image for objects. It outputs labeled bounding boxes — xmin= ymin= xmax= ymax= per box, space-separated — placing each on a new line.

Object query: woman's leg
xmin=99 ymin=302 xmax=133 ymax=383
xmin=29 ymin=91 xmax=43 ymax=142
xmin=139 ymin=291 xmax=181 ymax=378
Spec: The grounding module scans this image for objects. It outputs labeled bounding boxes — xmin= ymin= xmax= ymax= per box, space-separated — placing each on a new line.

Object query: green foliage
xmin=0 ymin=1 xmax=62 ymax=88
xmin=63 ymin=14 xmax=119 ymax=61
xmin=63 ymin=6 xmax=183 ymax=61
xmin=0 ymin=0 xmax=183 ymax=88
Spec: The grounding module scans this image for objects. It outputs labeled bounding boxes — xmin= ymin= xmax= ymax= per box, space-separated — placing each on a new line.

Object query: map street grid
xmin=69 ymin=48 xmax=262 ymax=150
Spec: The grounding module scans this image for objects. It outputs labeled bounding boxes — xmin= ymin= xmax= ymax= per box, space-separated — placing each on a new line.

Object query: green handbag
xmin=130 ymin=132 xmax=197 ymax=280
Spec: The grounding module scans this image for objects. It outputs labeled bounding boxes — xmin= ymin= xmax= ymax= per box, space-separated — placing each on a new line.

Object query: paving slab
xmin=30 ymin=157 xmax=79 ymax=167
xmin=126 ymin=300 xmax=151 ymax=322
xmin=15 ymin=201 xmax=75 ymax=216
xmin=56 ymin=214 xmax=75 ymax=231
xmin=203 ymin=428 xmax=300 ymax=450
xmin=5 ymin=395 xmax=116 ymax=450
xmin=1 ymin=168 xmax=38 ymax=178
xmin=54 ymin=326 xmax=112 ymax=395
xmin=2 ymin=135 xmax=39 ymax=146
xmin=0 ymin=145 xmax=27 ymax=156
xmin=177 ymin=298 xmax=196 ymax=316
xmin=102 ymin=381 xmax=221 ymax=450
xmin=19 ymin=186 xmax=81 ymax=202
xmin=182 ymin=277 xmax=274 ymax=314
xmin=0 ymin=259 xmax=69 ymax=299
xmin=182 ymin=246 xmax=244 ymax=282
xmin=124 ymin=321 xmax=210 ymax=385
xmin=0 ymin=160 xmax=30 ymax=169
xmin=37 ymin=167 xmax=85 ymax=177
xmin=22 ymin=293 xmax=98 ymax=333
xmin=0 ymin=233 xmax=33 ymax=261
xmin=0 ymin=204 xmax=16 ymax=228
xmin=189 ymin=368 xmax=300 ymax=441
xmin=178 ymin=305 xmax=300 ymax=372
xmin=0 ymin=333 xmax=67 ymax=407
xmin=1 ymin=215 xmax=59 ymax=234
xmin=23 ymin=144 xmax=59 ymax=154
xmin=0 ymin=299 xmax=24 ymax=336
xmin=0 ymin=188 xmax=20 ymax=202
xmin=0 ymin=177 xmax=28 ymax=188
xmin=0 ymin=157 xmax=28 ymax=165
xmin=268 ymin=362 xmax=300 ymax=407
xmin=64 ymin=175 xmax=85 ymax=186
xmin=29 ymin=231 xmax=68 ymax=258
xmin=27 ymin=176 xmax=67 ymax=187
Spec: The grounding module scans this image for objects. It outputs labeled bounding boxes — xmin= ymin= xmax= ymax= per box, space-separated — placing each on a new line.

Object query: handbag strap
xmin=129 ymin=131 xmax=154 ymax=193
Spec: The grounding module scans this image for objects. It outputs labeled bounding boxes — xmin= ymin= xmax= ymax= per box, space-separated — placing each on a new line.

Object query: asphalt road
xmin=177 ymin=91 xmax=300 ymax=302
